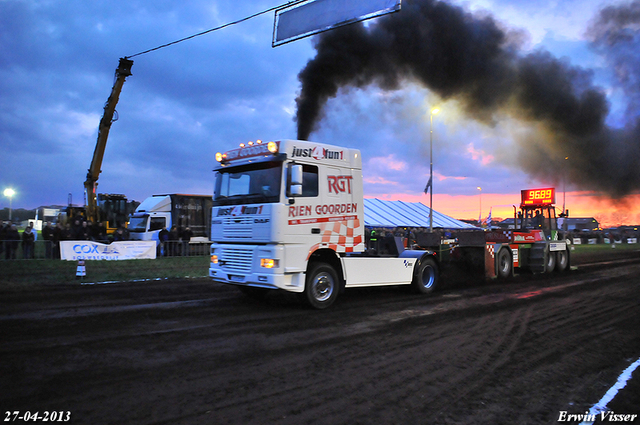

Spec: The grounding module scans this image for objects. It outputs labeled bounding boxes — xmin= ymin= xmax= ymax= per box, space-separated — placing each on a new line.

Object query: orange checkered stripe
xmin=307 ymin=218 xmax=363 ymax=259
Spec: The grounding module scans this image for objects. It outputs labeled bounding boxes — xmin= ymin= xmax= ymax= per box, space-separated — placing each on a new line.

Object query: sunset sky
xmin=1 ymin=0 xmax=639 ymax=228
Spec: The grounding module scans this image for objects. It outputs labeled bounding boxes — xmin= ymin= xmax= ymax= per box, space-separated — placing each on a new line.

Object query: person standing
xmin=181 ymin=227 xmax=193 ymax=256
xmin=0 ymin=221 xmax=7 ymax=258
xmin=168 ymin=226 xmax=179 ymax=256
xmin=42 ymin=221 xmax=54 ymax=259
xmin=158 ymin=226 xmax=169 ymax=257
xmin=79 ymin=220 xmax=92 ymax=240
xmin=70 ymin=219 xmax=83 ymax=240
xmin=5 ymin=224 xmax=20 ymax=260
xmin=112 ymin=227 xmax=127 ymax=242
xmin=94 ymin=222 xmax=107 ymax=243
xmin=52 ymin=223 xmax=64 ymax=259
xmin=22 ymin=225 xmax=35 ymax=259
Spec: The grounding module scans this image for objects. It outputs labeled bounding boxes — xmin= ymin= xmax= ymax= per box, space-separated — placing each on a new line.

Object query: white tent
xmin=363 ymin=198 xmax=478 ymax=229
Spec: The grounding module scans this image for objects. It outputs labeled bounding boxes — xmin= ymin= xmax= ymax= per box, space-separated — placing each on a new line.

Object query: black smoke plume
xmin=295 ymin=0 xmax=640 ymax=198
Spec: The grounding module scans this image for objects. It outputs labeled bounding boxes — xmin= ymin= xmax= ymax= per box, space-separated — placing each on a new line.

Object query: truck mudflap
xmin=485 ymin=243 xmax=518 ymax=279
xmin=485 ymin=243 xmax=497 ymax=279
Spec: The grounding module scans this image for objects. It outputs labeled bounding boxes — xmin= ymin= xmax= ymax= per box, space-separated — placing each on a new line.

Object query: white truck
xmin=209 ymin=140 xmax=439 ymax=308
xmin=128 ymin=194 xmax=213 ymax=246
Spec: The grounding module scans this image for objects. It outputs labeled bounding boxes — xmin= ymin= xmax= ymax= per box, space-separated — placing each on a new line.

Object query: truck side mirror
xmin=289 ymin=164 xmax=303 ymax=196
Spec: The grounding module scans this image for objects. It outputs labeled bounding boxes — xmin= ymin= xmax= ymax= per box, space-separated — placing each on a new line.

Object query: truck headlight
xmin=211 ymin=254 xmax=218 ymax=264
xmin=260 ymin=258 xmax=279 ymax=269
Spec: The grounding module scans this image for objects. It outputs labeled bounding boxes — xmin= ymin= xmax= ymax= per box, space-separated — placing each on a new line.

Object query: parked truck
xmin=128 ymin=194 xmax=213 ymax=247
xmin=208 ymin=139 xmax=571 ymax=309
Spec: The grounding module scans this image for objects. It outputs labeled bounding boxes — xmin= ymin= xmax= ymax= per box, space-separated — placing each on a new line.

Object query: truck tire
xmin=555 ymin=248 xmax=569 ymax=272
xmin=303 ymin=263 xmax=339 ymax=309
xmin=412 ymin=257 xmax=439 ymax=294
xmin=497 ymin=248 xmax=512 ymax=280
xmin=545 ymin=249 xmax=556 ymax=273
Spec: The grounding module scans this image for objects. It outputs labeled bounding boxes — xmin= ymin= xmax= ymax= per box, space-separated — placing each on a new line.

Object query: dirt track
xmin=1 ymin=251 xmax=640 ymax=425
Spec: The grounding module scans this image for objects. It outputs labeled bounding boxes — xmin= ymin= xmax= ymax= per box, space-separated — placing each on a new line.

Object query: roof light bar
xmin=216 ymin=140 xmax=279 ymax=163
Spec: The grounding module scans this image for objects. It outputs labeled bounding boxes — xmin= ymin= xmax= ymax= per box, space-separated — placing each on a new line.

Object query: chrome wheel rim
xmin=312 ymin=273 xmax=334 ymax=302
xmin=421 ymin=266 xmax=435 ymax=289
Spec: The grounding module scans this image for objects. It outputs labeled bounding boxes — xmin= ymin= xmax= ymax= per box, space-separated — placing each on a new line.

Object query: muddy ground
xmin=1 ymin=249 xmax=639 ymax=424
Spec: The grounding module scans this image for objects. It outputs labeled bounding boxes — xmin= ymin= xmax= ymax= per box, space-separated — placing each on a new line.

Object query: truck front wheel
xmin=303 ymin=263 xmax=339 ymax=309
xmin=412 ymin=257 xmax=439 ymax=294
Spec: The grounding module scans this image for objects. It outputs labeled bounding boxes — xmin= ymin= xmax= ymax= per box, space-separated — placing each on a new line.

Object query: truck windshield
xmin=127 ymin=215 xmax=148 ymax=232
xmin=214 ymin=161 xmax=282 ymax=206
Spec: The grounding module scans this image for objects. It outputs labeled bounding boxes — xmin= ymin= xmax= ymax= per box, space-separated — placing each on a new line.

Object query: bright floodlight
xmin=431 ymin=107 xmax=440 ymax=115
xmin=4 ymin=188 xmax=15 ymax=221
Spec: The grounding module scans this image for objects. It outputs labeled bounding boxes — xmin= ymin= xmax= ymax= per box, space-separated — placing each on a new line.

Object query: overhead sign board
xmin=273 ymin=0 xmax=402 ymax=47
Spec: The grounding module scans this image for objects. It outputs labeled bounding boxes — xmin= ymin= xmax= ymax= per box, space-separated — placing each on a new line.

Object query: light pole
xmin=563 ymin=156 xmax=568 ymax=216
xmin=4 ymin=188 xmax=15 ymax=221
xmin=429 ymin=107 xmax=439 ymax=232
xmin=477 ymin=186 xmax=482 ymax=226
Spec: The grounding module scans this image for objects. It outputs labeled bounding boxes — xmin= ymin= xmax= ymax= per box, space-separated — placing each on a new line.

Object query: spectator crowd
xmin=1 ymin=218 xmax=129 ymax=260
xmin=1 ymin=218 xmax=197 ymax=260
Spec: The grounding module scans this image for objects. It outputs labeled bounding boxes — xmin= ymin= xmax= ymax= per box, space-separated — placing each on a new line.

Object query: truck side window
xmin=288 ymin=164 xmax=318 ymax=197
xmin=149 ymin=217 xmax=166 ymax=231
xmin=302 ymin=165 xmax=318 ymax=197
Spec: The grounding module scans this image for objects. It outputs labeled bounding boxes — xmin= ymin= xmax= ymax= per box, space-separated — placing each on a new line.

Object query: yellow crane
xmin=77 ymin=57 xmax=134 ymax=232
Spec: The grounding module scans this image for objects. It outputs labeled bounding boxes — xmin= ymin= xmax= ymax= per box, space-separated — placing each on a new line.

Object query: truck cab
xmin=128 ymin=194 xmax=212 ymax=246
xmin=128 ymin=196 xmax=173 ymax=243
xmin=209 ymin=139 xmax=437 ymax=308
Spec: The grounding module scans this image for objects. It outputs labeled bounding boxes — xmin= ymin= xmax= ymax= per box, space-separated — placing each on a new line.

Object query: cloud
xmin=368 ymin=154 xmax=407 ymax=171
xmin=466 ymin=143 xmax=495 ymax=165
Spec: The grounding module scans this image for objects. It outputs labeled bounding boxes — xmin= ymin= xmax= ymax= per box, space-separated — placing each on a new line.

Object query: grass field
xmin=0 ymin=256 xmax=210 ymax=289
xmin=0 ymin=243 xmax=638 ymax=290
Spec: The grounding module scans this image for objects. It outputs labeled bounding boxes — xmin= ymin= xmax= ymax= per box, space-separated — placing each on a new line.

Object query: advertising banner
xmin=61 ymin=241 xmax=156 ymax=261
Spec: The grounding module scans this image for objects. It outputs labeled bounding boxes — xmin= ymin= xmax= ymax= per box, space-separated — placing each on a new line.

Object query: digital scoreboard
xmin=521 ymin=188 xmax=555 ymax=207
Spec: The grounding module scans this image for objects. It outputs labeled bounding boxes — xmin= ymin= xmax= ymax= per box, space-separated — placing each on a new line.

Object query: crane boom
xmin=84 ymin=57 xmax=133 ymax=224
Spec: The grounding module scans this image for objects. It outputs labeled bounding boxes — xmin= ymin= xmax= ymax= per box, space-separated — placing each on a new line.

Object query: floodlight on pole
xmin=4 ymin=188 xmax=15 ymax=221
xmin=563 ymin=156 xmax=568 ymax=215
xmin=477 ymin=187 xmax=482 ymax=225
xmin=429 ymin=107 xmax=439 ymax=233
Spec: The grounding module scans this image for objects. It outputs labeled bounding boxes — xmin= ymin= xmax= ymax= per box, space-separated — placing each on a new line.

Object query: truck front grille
xmin=223 ymin=217 xmax=253 ymax=238
xmin=220 ymin=248 xmax=253 ymax=273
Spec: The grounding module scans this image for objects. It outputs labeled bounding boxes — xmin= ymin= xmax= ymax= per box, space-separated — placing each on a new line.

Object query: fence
xmin=0 ymin=240 xmax=211 ymax=261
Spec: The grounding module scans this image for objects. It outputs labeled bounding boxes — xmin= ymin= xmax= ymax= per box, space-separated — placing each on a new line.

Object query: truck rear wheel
xmin=303 ymin=263 xmax=339 ymax=309
xmin=497 ymin=248 xmax=512 ymax=280
xmin=555 ymin=249 xmax=569 ymax=272
xmin=545 ymin=249 xmax=556 ymax=273
xmin=412 ymin=257 xmax=439 ymax=294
